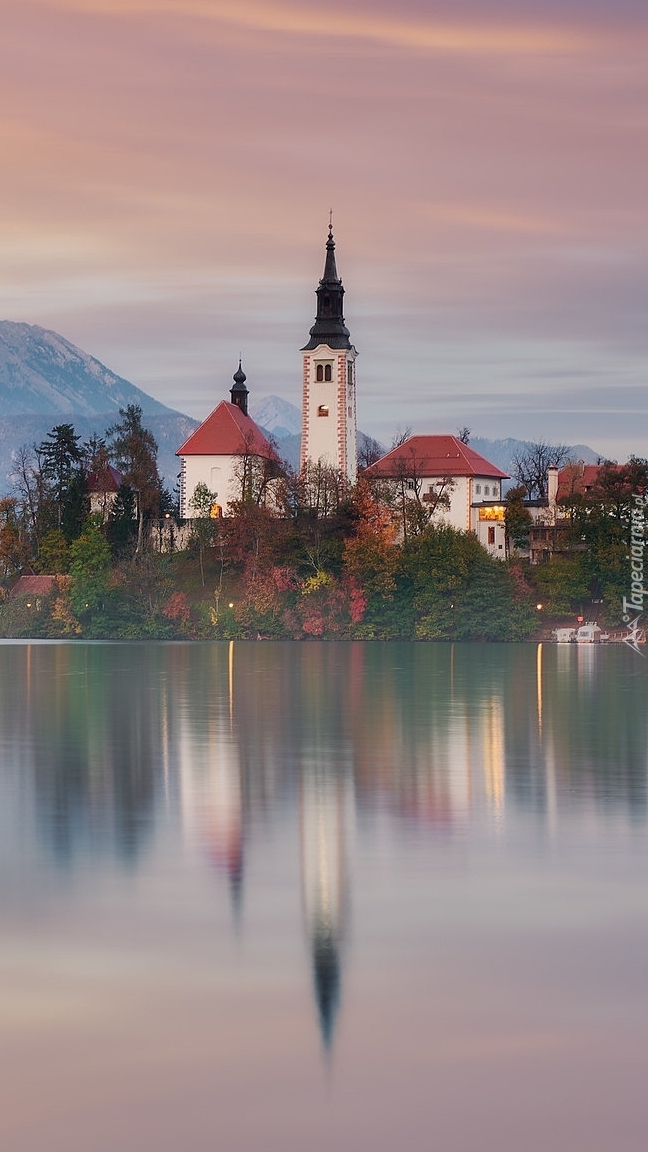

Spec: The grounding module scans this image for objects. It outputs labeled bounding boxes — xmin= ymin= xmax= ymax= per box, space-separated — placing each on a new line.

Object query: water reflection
xmin=0 ymin=640 xmax=647 ymax=1054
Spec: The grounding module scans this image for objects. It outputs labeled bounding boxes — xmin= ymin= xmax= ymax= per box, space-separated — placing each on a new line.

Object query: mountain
xmin=0 ymin=321 xmax=175 ymax=417
xmin=251 ymin=397 xmax=602 ymax=479
xmin=469 ymin=437 xmax=601 ymax=482
xmin=250 ymin=395 xmax=301 ymax=440
xmin=0 ymin=321 xmax=197 ymax=489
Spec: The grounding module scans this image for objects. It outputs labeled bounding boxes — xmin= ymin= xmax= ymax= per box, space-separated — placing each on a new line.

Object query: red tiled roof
xmin=10 ymin=575 xmax=57 ymax=598
xmin=176 ymin=401 xmax=278 ymax=460
xmin=363 ymin=436 xmax=508 ymax=480
xmin=87 ymin=465 xmax=124 ymax=493
xmin=557 ymin=462 xmax=607 ymax=499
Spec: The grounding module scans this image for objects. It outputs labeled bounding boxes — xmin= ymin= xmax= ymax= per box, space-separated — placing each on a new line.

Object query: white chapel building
xmin=176 ymin=364 xmax=278 ymax=518
xmin=300 ymin=225 xmax=358 ymax=483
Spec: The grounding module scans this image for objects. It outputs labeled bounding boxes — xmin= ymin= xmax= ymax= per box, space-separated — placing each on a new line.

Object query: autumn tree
xmin=0 ymin=497 xmax=28 ymax=584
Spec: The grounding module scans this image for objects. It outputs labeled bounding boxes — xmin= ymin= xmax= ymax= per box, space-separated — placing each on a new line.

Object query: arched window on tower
xmin=324 ymin=364 xmax=332 ymax=381
xmin=347 ymin=363 xmax=353 ymax=385
xmin=317 ymin=405 xmax=329 ymax=417
xmin=316 ymin=364 xmax=324 ymax=382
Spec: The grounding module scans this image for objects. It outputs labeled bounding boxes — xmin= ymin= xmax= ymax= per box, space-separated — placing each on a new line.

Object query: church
xmin=176 ymin=224 xmax=358 ymax=518
xmin=176 ymin=223 xmax=508 ymax=552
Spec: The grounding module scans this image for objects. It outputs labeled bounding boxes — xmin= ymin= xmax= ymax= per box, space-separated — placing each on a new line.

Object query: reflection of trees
xmin=0 ymin=644 xmax=167 ymax=864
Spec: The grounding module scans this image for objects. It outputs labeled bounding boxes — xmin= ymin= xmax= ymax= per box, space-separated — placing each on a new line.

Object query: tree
xmin=357 ymin=435 xmax=384 ymax=470
xmin=106 ymin=405 xmax=161 ymax=551
xmin=38 ymin=424 xmax=84 ymax=534
xmin=510 ymin=441 xmax=570 ymax=500
xmin=457 ymin=427 xmax=471 ymax=445
xmin=68 ymin=521 xmax=111 ymax=618
xmin=189 ymin=482 xmax=219 ymax=586
xmin=231 ymin=432 xmax=281 ymax=507
xmin=107 ymin=483 xmax=137 ymax=556
xmin=11 ymin=444 xmax=53 ymax=555
xmin=504 ymin=485 xmax=533 ymax=552
xmin=0 ymin=497 xmax=29 ymax=584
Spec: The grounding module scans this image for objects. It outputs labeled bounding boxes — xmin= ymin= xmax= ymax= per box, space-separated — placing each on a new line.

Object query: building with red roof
xmin=363 ymin=435 xmax=509 ymax=556
xmin=176 ymin=363 xmax=279 ymax=518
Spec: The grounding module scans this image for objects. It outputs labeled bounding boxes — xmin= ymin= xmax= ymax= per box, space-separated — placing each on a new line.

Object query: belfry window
xmin=316 ymin=364 xmax=324 ymax=382
xmin=324 ymin=364 xmax=332 ymax=381
xmin=347 ymin=363 xmax=353 ymax=385
xmin=317 ymin=405 xmax=329 ymax=417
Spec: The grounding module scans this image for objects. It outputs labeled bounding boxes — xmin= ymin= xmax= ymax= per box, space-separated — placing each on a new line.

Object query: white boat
xmin=576 ymin=622 xmax=601 ymax=644
xmin=553 ymin=628 xmax=576 ymax=643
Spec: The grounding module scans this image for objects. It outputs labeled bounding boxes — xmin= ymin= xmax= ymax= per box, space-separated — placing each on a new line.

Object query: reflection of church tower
xmin=300 ymin=223 xmax=358 ymax=482
xmin=299 ymin=755 xmax=353 ymax=1051
xmin=179 ymin=715 xmax=245 ymax=922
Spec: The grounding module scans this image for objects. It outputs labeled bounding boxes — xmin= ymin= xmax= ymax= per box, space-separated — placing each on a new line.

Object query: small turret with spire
xmin=230 ymin=359 xmax=249 ymax=416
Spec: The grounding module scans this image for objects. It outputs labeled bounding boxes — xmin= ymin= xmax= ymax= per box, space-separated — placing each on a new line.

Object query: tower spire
xmin=230 ymin=358 xmax=249 ymax=416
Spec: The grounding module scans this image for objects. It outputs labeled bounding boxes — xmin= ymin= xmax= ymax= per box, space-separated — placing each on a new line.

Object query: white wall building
xmin=300 ymin=225 xmax=358 ymax=484
xmin=176 ymin=364 xmax=279 ymax=518
xmin=363 ymin=434 xmax=509 ymax=557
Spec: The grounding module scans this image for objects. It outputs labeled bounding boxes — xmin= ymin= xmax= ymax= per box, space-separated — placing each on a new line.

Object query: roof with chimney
xmin=556 ymin=461 xmax=607 ymax=499
xmin=176 ymin=401 xmax=278 ymax=460
xmin=363 ymin=436 xmax=509 ymax=480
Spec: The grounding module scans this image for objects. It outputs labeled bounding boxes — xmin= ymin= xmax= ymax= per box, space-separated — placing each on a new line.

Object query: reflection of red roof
xmin=176 ymin=401 xmax=278 ymax=460
xmin=364 ymin=436 xmax=508 ymax=480
xmin=10 ymin=575 xmax=57 ymax=598
xmin=87 ymin=465 xmax=124 ymax=493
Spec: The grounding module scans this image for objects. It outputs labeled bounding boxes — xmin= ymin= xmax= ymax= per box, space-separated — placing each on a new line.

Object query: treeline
xmin=0 ymin=416 xmax=643 ymax=641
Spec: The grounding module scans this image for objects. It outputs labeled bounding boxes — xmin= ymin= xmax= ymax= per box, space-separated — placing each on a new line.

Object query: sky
xmin=1 ymin=0 xmax=647 ymax=458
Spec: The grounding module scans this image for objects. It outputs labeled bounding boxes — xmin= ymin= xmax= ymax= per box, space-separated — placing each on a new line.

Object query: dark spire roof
xmin=301 ymin=224 xmax=352 ymax=351
xmin=230 ymin=359 xmax=249 ymax=415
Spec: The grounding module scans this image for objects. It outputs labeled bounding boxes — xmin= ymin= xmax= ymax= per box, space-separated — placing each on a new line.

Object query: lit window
xmin=324 ymin=364 xmax=332 ymax=382
xmin=317 ymin=405 xmax=329 ymax=417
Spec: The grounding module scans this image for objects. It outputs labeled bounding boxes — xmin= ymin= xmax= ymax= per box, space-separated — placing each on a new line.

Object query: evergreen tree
xmin=106 ymin=405 xmax=161 ymax=551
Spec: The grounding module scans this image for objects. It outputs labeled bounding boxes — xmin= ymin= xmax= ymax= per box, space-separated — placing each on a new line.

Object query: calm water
xmin=1 ymin=640 xmax=648 ymax=1151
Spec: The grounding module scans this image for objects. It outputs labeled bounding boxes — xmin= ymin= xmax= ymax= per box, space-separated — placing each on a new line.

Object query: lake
xmin=1 ymin=640 xmax=647 ymax=1151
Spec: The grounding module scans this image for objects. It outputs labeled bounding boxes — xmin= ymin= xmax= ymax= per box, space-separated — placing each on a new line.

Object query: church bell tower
xmin=300 ymin=223 xmax=358 ymax=482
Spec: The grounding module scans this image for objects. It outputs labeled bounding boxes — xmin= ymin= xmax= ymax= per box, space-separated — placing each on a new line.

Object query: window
xmin=317 ymin=405 xmax=329 ymax=417
xmin=484 ymin=486 xmax=490 ymax=497
xmin=407 ymin=480 xmax=416 ymax=491
xmin=475 ymin=483 xmax=481 ymax=495
xmin=347 ymin=363 xmax=353 ymax=385
xmin=315 ymin=362 xmax=332 ymax=382
xmin=316 ymin=364 xmax=324 ymax=382
xmin=348 ymin=407 xmax=352 ymax=418
xmin=488 ymin=526 xmax=495 ymax=545
xmin=324 ymin=364 xmax=332 ymax=382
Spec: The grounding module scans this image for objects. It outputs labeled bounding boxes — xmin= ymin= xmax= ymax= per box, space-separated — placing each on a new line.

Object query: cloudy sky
xmin=1 ymin=0 xmax=647 ymax=456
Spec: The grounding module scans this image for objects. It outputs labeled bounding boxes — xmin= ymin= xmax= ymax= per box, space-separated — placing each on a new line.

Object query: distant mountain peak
xmin=250 ymin=395 xmax=301 ymax=438
xmin=0 ymin=320 xmax=177 ymax=419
